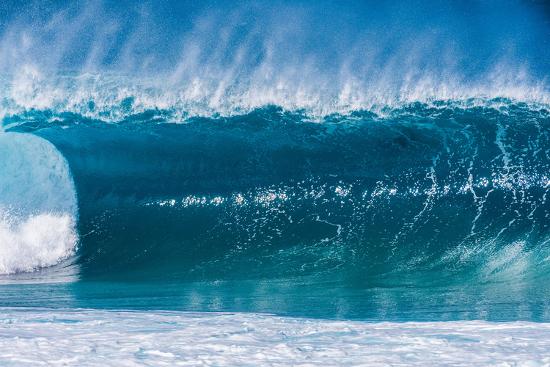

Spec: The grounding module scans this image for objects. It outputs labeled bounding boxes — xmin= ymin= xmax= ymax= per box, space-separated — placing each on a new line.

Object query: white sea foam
xmin=0 ymin=133 xmax=78 ymax=274
xmin=0 ymin=309 xmax=549 ymax=366
xmin=0 ymin=213 xmax=76 ymax=274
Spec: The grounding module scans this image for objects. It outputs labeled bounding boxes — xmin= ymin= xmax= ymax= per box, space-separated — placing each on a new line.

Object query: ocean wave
xmin=1 ymin=74 xmax=549 ymax=289
xmin=2 ymin=0 xmax=550 ymax=330
xmin=3 ymin=101 xmax=546 ymax=284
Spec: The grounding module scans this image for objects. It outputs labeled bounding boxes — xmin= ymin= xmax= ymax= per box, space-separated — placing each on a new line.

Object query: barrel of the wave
xmin=0 ymin=132 xmax=78 ymax=275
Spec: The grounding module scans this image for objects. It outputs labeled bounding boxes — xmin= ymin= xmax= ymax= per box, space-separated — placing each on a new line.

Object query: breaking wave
xmin=2 ymin=99 xmax=549 ymax=288
xmin=0 ymin=132 xmax=77 ymax=274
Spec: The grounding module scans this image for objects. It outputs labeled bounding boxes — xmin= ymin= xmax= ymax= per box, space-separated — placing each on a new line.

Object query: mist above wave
xmin=0 ymin=1 xmax=548 ymax=119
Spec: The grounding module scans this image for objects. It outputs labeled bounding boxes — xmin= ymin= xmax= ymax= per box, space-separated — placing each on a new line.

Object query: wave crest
xmin=0 ymin=132 xmax=78 ymax=275
xmin=0 ymin=73 xmax=548 ymax=123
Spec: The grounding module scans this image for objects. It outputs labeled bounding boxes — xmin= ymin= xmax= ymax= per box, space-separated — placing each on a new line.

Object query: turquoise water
xmin=1 ymin=2 xmax=550 ymax=363
xmin=2 ymin=101 xmax=550 ymax=321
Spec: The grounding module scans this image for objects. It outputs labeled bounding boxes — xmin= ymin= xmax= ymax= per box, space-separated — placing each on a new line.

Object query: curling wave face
xmin=3 ymin=99 xmax=549 ymax=283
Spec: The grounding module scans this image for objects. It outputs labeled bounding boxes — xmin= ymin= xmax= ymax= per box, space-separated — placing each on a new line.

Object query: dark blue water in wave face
xmin=0 ymin=1 xmax=550 ymax=321
xmin=2 ymin=102 xmax=550 ymax=321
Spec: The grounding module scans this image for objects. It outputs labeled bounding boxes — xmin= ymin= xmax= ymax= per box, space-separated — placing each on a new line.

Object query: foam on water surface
xmin=0 ymin=309 xmax=549 ymax=366
xmin=0 ymin=213 xmax=76 ymax=274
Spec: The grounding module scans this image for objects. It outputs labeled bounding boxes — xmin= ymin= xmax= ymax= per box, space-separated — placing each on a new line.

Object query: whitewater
xmin=2 ymin=309 xmax=550 ymax=366
xmin=1 ymin=0 xmax=550 ymax=365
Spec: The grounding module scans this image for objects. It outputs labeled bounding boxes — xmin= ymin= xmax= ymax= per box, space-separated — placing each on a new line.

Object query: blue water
xmin=1 ymin=0 xmax=550 ymax=323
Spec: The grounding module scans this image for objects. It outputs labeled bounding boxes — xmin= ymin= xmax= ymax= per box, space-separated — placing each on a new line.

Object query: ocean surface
xmin=1 ymin=0 xmax=550 ymax=365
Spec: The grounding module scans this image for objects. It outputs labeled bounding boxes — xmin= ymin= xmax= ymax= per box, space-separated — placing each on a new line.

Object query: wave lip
xmin=0 ymin=132 xmax=78 ymax=275
xmin=1 ymin=72 xmax=549 ymax=123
